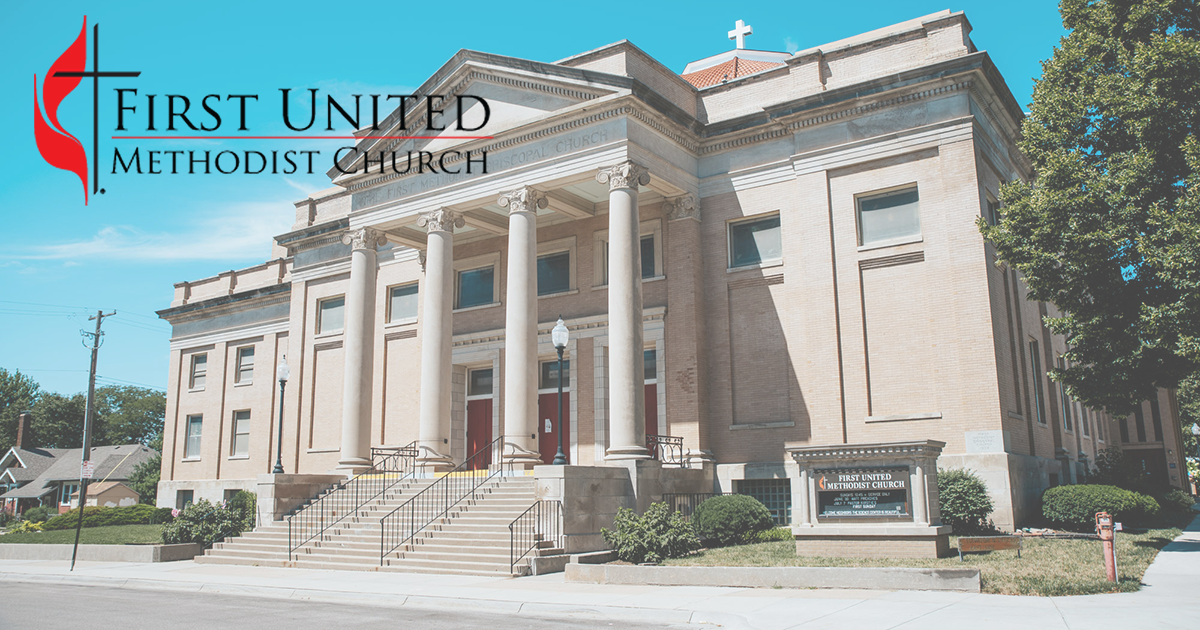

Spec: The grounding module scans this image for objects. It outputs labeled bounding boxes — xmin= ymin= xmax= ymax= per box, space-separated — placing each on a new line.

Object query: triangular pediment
xmin=330 ymin=51 xmax=623 ymax=181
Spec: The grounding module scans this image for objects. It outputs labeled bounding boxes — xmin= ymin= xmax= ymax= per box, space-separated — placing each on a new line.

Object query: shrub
xmin=42 ymin=503 xmax=162 ymax=530
xmin=743 ymin=527 xmax=793 ymax=543
xmin=226 ymin=491 xmax=257 ymax=529
xmin=601 ymin=503 xmax=700 ymax=564
xmin=152 ymin=507 xmax=175 ymax=525
xmin=1042 ymin=484 xmax=1160 ymax=530
xmin=1091 ymin=446 xmax=1158 ymax=494
xmin=21 ymin=505 xmax=56 ymax=523
xmin=691 ymin=495 xmax=774 ymax=547
xmin=161 ymin=497 xmax=256 ymax=547
xmin=937 ymin=468 xmax=995 ymax=533
xmin=0 ymin=510 xmax=12 ymax=527
xmin=1156 ymin=489 xmax=1196 ymax=524
xmin=8 ymin=520 xmax=42 ymax=534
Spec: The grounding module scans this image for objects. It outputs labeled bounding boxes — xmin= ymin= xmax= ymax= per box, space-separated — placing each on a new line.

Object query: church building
xmin=157 ymin=10 xmax=1188 ymax=547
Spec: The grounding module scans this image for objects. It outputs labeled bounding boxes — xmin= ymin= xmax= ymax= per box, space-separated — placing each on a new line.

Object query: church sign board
xmin=815 ymin=468 xmax=909 ymax=518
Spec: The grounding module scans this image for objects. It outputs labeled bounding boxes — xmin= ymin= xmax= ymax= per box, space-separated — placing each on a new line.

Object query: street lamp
xmin=1191 ymin=423 xmax=1200 ymax=460
xmin=273 ymin=355 xmax=289 ymax=474
xmin=551 ymin=317 xmax=569 ymax=465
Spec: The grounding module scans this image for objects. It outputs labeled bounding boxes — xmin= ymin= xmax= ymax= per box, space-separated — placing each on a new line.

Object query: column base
xmin=416 ymin=446 xmax=454 ymax=473
xmin=335 ymin=457 xmax=372 ymax=476
xmin=605 ymin=445 xmax=652 ymax=461
xmin=503 ymin=443 xmax=545 ymax=469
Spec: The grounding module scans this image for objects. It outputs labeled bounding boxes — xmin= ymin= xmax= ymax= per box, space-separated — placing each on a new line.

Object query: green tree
xmin=981 ymin=0 xmax=1200 ymax=414
xmin=126 ymin=453 xmax=161 ymax=504
xmin=95 ymin=385 xmax=165 ymax=447
xmin=30 ymin=393 xmax=91 ymax=448
xmin=0 ymin=369 xmax=41 ymax=453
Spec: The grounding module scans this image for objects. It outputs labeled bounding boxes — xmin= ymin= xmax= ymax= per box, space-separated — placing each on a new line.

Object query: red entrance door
xmin=466 ymin=398 xmax=492 ymax=470
xmin=645 ymin=383 xmax=659 ymax=438
xmin=537 ymin=392 xmax=570 ymax=464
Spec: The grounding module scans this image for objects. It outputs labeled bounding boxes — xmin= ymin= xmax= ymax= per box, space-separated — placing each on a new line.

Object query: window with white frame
xmin=189 ymin=354 xmax=207 ymax=390
xmin=388 ymin=283 xmax=419 ymax=323
xmin=60 ymin=483 xmax=79 ymax=506
xmin=594 ymin=222 xmax=662 ymax=286
xmin=644 ymin=348 xmax=657 ymax=382
xmin=456 ymin=265 xmax=495 ymax=309
xmin=176 ymin=489 xmax=194 ymax=510
xmin=728 ymin=214 xmax=782 ymax=268
xmin=235 ymin=346 xmax=254 ymax=384
xmin=539 ymin=359 xmax=570 ymax=390
xmin=468 ymin=368 xmax=493 ymax=397
xmin=537 ymin=251 xmax=571 ymax=296
xmin=857 ymin=187 xmax=921 ymax=246
xmin=185 ymin=415 xmax=203 ymax=459
xmin=230 ymin=410 xmax=250 ymax=457
xmin=317 ymin=296 xmax=345 ymax=334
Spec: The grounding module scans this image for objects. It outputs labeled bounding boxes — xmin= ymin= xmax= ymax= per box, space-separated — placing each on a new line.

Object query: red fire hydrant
xmin=1096 ymin=511 xmax=1116 ymax=582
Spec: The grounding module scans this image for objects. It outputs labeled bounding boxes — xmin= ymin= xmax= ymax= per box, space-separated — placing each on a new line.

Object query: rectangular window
xmin=185 ymin=415 xmax=203 ymax=459
xmin=640 ymin=235 xmax=656 ymax=279
xmin=1119 ymin=416 xmax=1130 ymax=442
xmin=235 ymin=347 xmax=254 ymax=385
xmin=388 ymin=283 xmax=419 ymax=323
xmin=60 ymin=483 xmax=79 ymax=506
xmin=1134 ymin=405 xmax=1147 ymax=442
xmin=644 ymin=349 xmax=657 ymax=382
xmin=537 ymin=251 xmax=571 ymax=296
xmin=985 ymin=196 xmax=1002 ymax=226
xmin=317 ymin=296 xmax=345 ymax=334
xmin=735 ymin=479 xmax=792 ymax=526
xmin=176 ymin=490 xmax=194 ymax=510
xmin=1029 ymin=341 xmax=1046 ymax=425
xmin=468 ymin=368 xmax=493 ymax=397
xmin=457 ymin=266 xmax=495 ymax=309
xmin=728 ymin=214 xmax=782 ymax=268
xmin=1081 ymin=406 xmax=1090 ymax=437
xmin=858 ymin=187 xmax=921 ymax=246
xmin=230 ymin=410 xmax=250 ymax=457
xmin=190 ymin=354 xmax=207 ymax=390
xmin=539 ymin=359 xmax=570 ymax=390
xmin=1057 ymin=359 xmax=1073 ymax=432
xmin=1149 ymin=399 xmax=1163 ymax=442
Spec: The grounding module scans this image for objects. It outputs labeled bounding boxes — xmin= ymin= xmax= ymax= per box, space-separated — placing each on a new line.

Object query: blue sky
xmin=0 ymin=1 xmax=1066 ymax=395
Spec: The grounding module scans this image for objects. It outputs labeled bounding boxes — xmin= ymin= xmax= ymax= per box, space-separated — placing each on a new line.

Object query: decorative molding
xmin=313 ymin=340 xmax=344 ymax=352
xmin=596 ymin=160 xmax=651 ymax=191
xmin=859 ymin=251 xmax=925 ymax=270
xmin=497 ymin=186 xmax=549 ymax=215
xmin=727 ymin=273 xmax=784 ymax=290
xmin=385 ymin=329 xmax=417 ymax=342
xmin=418 ymin=250 xmax=427 ymax=272
xmin=664 ymin=194 xmax=700 ymax=222
xmin=340 ymin=227 xmax=388 ymax=251
xmin=170 ymin=319 xmax=289 ymax=352
xmin=416 ymin=208 xmax=466 ymax=233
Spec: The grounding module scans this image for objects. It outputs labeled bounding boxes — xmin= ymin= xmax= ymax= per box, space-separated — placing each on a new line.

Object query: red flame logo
xmin=34 ymin=18 xmax=89 ymax=205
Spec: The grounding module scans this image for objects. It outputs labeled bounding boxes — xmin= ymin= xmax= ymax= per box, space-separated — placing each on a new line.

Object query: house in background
xmin=74 ymin=481 xmax=141 ymax=508
xmin=0 ymin=413 xmax=158 ymax=515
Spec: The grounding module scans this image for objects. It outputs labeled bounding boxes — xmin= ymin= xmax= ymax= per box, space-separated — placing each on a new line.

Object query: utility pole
xmin=71 ymin=309 xmax=115 ymax=571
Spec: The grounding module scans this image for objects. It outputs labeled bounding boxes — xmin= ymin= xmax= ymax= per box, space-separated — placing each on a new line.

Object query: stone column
xmin=598 ymin=161 xmax=652 ymax=461
xmin=498 ymin=186 xmax=548 ymax=467
xmin=337 ymin=227 xmax=387 ymax=473
xmin=797 ymin=467 xmax=812 ymax=526
xmin=416 ymin=208 xmax=464 ymax=469
xmin=911 ymin=459 xmax=929 ymax=525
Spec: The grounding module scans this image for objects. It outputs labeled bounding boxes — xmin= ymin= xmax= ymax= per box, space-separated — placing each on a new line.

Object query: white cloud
xmin=283 ymin=176 xmax=320 ymax=197
xmin=9 ymin=201 xmax=292 ymax=263
xmin=784 ymin=37 xmax=800 ymax=54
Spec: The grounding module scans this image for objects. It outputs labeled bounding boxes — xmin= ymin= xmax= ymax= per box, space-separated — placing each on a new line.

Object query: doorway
xmin=465 ymin=368 xmax=494 ymax=470
xmin=537 ymin=358 xmax=570 ymax=464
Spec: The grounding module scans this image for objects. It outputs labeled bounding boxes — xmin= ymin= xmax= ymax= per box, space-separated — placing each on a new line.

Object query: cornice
xmin=156 ymin=283 xmax=292 ymax=322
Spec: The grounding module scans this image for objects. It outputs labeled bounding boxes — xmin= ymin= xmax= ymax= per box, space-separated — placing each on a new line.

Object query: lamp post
xmin=551 ymin=317 xmax=569 ymax=465
xmin=1191 ymin=424 xmax=1200 ymax=459
xmin=273 ymin=355 xmax=289 ymax=474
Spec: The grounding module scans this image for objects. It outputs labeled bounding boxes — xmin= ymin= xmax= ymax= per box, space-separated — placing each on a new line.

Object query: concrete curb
xmin=0 ymin=543 xmax=202 ymax=563
xmin=0 ymin=571 xmax=696 ymax=625
xmin=565 ymin=563 xmax=982 ymax=592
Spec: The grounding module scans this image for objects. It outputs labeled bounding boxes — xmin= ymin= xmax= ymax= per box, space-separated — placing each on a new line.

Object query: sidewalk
xmin=2 ymin=516 xmax=1197 ymax=629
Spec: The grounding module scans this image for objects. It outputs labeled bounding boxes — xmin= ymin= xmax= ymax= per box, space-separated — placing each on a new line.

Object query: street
xmin=0 ymin=582 xmax=686 ymax=630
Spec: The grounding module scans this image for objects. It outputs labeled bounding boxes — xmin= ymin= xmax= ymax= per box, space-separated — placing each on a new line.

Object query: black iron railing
xmin=661 ymin=492 xmax=727 ymax=521
xmin=647 ymin=434 xmax=688 ymax=468
xmin=509 ymin=500 xmax=563 ymax=575
xmin=379 ymin=437 xmax=510 ymax=565
xmin=287 ymin=442 xmax=418 ymax=561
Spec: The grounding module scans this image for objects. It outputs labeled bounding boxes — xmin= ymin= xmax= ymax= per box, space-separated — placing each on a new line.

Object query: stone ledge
xmin=0 ymin=543 xmax=202 ymax=563
xmin=564 ymin=563 xmax=980 ymax=592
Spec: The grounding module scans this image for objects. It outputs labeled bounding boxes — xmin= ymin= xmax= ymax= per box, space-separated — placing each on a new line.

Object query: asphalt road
xmin=0 ymin=583 xmax=686 ymax=629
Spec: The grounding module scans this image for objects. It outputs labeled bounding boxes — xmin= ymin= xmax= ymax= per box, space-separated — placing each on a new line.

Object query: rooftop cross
xmin=728 ymin=19 xmax=753 ymax=50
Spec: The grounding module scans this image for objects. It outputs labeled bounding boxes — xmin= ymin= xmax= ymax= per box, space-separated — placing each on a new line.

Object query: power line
xmin=96 ymin=375 xmax=167 ymax=391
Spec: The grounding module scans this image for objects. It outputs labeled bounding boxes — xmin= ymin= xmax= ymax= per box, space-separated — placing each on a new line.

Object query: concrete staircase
xmin=197 ymin=475 xmax=558 ymax=576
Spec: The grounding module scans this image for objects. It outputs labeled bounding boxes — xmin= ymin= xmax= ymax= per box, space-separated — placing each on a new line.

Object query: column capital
xmin=497 ymin=186 xmax=549 ymax=215
xmin=664 ymin=194 xmax=700 ymax=222
xmin=340 ymin=227 xmax=388 ymax=251
xmin=596 ymin=161 xmax=650 ymax=191
xmin=416 ymin=208 xmax=465 ymax=233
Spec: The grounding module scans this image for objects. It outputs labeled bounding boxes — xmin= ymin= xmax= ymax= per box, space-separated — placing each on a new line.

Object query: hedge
xmin=42 ymin=504 xmax=174 ymax=531
xmin=1041 ymin=484 xmax=1160 ymax=531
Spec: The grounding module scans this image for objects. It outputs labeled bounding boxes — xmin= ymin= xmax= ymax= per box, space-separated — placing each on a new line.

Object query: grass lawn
xmin=662 ymin=527 xmax=1184 ymax=596
xmin=0 ymin=524 xmax=164 ymax=545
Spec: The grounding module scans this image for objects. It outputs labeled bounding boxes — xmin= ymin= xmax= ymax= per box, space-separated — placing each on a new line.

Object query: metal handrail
xmin=378 ymin=436 xmax=511 ymax=565
xmin=287 ymin=441 xmax=418 ymax=561
xmin=509 ymin=500 xmax=563 ymax=575
xmin=647 ymin=434 xmax=688 ymax=468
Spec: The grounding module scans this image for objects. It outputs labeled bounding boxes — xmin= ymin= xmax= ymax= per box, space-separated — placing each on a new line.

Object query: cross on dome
xmin=728 ymin=19 xmax=753 ymax=49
